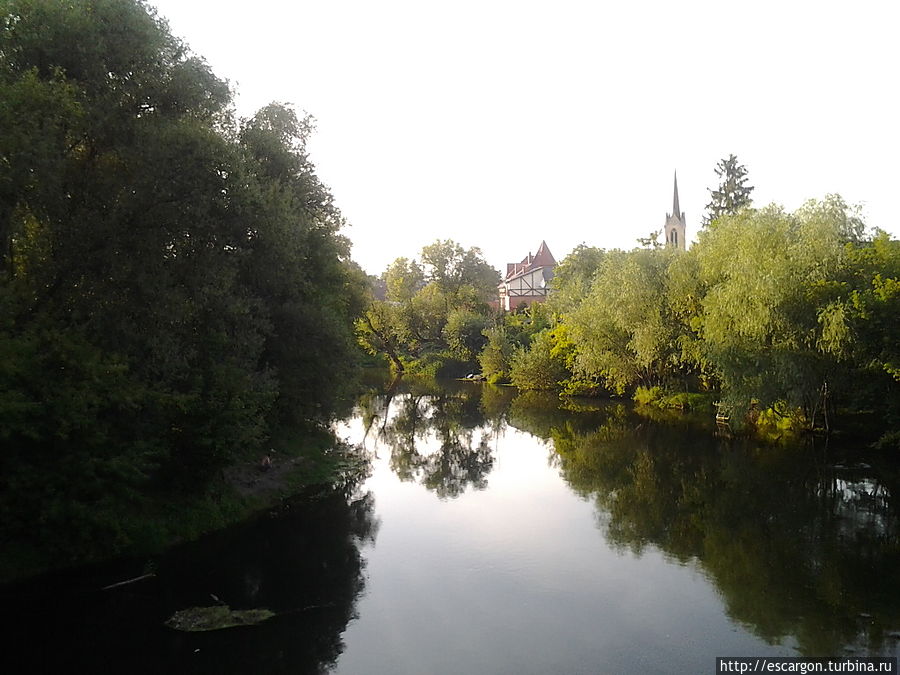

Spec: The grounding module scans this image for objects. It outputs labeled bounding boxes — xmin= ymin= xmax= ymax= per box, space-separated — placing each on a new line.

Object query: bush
xmin=633 ymin=386 xmax=713 ymax=411
xmin=408 ymin=351 xmax=471 ymax=379
xmin=510 ymin=330 xmax=567 ymax=391
xmin=633 ymin=386 xmax=663 ymax=406
xmin=443 ymin=309 xmax=490 ymax=361
xmin=478 ymin=326 xmax=514 ymax=383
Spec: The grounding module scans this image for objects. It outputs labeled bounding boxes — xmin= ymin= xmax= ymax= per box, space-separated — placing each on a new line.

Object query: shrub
xmin=510 ymin=330 xmax=567 ymax=391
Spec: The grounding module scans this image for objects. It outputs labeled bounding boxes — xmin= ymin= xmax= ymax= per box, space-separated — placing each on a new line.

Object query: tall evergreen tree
xmin=703 ymin=154 xmax=754 ymax=226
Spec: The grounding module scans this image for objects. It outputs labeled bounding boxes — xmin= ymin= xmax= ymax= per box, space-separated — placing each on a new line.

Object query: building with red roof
xmin=498 ymin=240 xmax=556 ymax=311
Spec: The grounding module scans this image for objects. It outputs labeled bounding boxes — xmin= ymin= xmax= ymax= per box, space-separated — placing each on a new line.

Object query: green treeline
xmin=542 ymin=196 xmax=900 ymax=440
xmin=0 ymin=0 xmax=366 ymax=568
xmin=356 ymin=239 xmax=501 ymax=376
xmin=363 ymin=195 xmax=900 ymax=441
xmin=356 ymin=240 xmax=555 ymax=382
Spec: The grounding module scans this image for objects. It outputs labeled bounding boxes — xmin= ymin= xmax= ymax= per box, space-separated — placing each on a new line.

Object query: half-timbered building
xmin=498 ymin=241 xmax=557 ymax=311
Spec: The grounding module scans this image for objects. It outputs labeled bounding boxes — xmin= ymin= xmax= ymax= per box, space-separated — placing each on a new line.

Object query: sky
xmin=149 ymin=0 xmax=899 ymax=276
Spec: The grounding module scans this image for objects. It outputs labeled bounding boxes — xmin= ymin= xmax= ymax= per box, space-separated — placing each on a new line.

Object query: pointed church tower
xmin=665 ymin=172 xmax=686 ymax=250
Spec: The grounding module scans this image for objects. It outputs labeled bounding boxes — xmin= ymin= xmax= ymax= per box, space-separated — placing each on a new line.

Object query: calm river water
xmin=6 ymin=379 xmax=900 ymax=674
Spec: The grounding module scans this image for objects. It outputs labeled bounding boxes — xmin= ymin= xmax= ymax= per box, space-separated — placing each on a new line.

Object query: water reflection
xmin=358 ymin=379 xmax=900 ymax=657
xmin=542 ymin=403 xmax=900 ymax=656
xmin=10 ymin=380 xmax=900 ymax=672
xmin=362 ymin=383 xmax=496 ymax=499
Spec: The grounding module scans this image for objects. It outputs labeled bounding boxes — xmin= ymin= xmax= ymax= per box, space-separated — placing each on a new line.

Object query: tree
xmin=843 ymin=231 xmax=900 ymax=382
xmin=636 ymin=230 xmax=663 ymax=250
xmin=0 ymin=0 xmax=367 ymax=563
xmin=383 ymin=257 xmax=424 ymax=304
xmin=693 ymin=199 xmax=854 ymax=424
xmin=825 ymin=228 xmax=900 ymax=440
xmin=356 ymin=301 xmax=408 ymax=372
xmin=568 ymin=249 xmax=684 ymax=394
xmin=406 ymin=282 xmax=448 ymax=348
xmin=419 ymin=239 xmax=499 ymax=304
xmin=703 ymin=154 xmax=754 ymax=226
xmin=356 ymin=241 xmax=499 ymax=370
xmin=238 ymin=103 xmax=368 ymax=426
xmin=443 ymin=308 xmax=490 ymax=361
xmin=548 ymin=244 xmax=606 ymax=316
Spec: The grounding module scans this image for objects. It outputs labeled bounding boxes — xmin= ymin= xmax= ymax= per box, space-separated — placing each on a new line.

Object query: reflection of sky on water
xmin=333 ymin=404 xmax=801 ymax=675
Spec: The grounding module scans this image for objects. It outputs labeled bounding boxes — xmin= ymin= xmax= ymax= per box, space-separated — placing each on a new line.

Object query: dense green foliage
xmin=501 ymin=194 xmax=900 ymax=439
xmin=509 ymin=328 xmax=568 ymax=391
xmin=568 ymin=248 xmax=685 ymax=394
xmin=356 ymin=239 xmax=499 ymax=375
xmin=478 ymin=325 xmax=514 ymax=383
xmin=693 ymin=200 xmax=851 ymax=421
xmin=0 ymin=0 xmax=366 ymax=565
xmin=545 ymin=244 xmax=605 ymax=315
xmin=355 ymin=166 xmax=898 ymax=440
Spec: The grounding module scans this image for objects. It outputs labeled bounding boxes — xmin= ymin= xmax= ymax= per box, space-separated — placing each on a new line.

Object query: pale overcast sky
xmin=150 ymin=0 xmax=898 ymax=276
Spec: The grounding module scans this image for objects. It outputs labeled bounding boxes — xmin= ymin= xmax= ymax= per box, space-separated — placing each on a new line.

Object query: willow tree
xmin=383 ymin=257 xmax=424 ymax=303
xmin=356 ymin=301 xmax=409 ymax=373
xmin=547 ymin=244 xmax=606 ymax=316
xmin=567 ymin=248 xmax=686 ymax=394
xmin=693 ymin=197 xmax=858 ymax=425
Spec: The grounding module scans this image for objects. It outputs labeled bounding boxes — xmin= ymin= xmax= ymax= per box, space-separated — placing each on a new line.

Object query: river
xmin=5 ymin=378 xmax=900 ymax=673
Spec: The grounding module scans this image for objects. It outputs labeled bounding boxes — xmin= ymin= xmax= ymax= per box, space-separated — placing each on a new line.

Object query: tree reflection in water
xmin=365 ymin=382 xmax=495 ymax=499
xmin=356 ymin=378 xmax=900 ymax=656
xmin=546 ymin=406 xmax=900 ymax=656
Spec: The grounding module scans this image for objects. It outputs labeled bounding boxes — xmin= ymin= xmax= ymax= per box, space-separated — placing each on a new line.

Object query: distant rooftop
xmin=504 ymin=240 xmax=556 ymax=281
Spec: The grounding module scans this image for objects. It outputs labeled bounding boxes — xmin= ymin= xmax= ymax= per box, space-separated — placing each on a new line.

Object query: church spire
xmin=672 ymin=171 xmax=681 ymax=219
xmin=664 ymin=170 xmax=687 ymax=251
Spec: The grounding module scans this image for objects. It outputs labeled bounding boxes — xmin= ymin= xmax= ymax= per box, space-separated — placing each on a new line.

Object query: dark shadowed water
xmin=5 ymin=379 xmax=900 ymax=673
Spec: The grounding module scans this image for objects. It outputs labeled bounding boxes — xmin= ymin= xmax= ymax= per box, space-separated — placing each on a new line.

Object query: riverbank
xmin=0 ymin=428 xmax=369 ymax=585
xmin=5 ymin=378 xmax=900 ymax=674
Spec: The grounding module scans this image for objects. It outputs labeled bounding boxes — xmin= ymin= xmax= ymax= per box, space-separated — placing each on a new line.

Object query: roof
xmin=503 ymin=241 xmax=557 ymax=281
